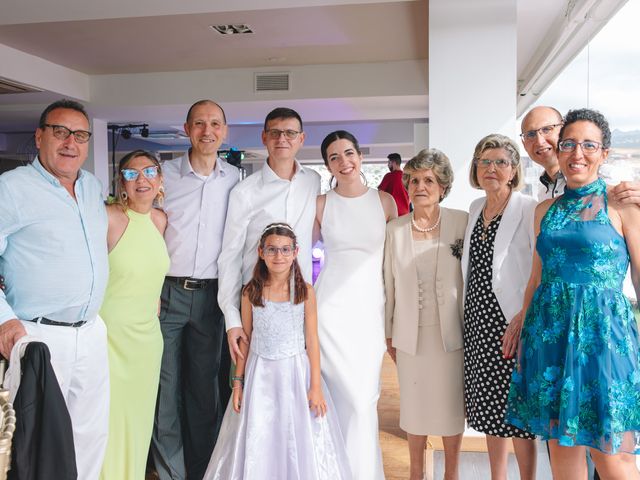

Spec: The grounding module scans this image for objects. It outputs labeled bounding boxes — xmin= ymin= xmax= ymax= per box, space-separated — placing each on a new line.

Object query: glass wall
xmin=520 ymin=0 xmax=640 ymax=191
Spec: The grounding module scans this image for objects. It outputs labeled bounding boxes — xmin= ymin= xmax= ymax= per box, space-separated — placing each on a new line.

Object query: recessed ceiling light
xmin=210 ymin=24 xmax=254 ymax=35
xmin=232 ymin=24 xmax=253 ymax=34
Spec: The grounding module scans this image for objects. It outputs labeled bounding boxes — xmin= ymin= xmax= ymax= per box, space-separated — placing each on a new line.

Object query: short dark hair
xmin=186 ymin=99 xmax=227 ymax=124
xmin=320 ymin=130 xmax=361 ymax=167
xmin=38 ymin=99 xmax=89 ymax=129
xmin=263 ymin=107 xmax=303 ymax=132
xmin=559 ymin=108 xmax=611 ymax=149
xmin=387 ymin=153 xmax=401 ymax=165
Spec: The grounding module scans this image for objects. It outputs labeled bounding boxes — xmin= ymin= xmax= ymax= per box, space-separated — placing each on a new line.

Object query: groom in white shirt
xmin=217 ymin=107 xmax=320 ymax=361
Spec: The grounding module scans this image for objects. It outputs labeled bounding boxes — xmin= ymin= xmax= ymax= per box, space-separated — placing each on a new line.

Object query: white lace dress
xmin=203 ymin=300 xmax=351 ymax=480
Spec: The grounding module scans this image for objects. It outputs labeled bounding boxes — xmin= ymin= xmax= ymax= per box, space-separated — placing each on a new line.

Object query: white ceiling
xmin=0 ymin=0 xmax=627 ymax=151
xmin=0 ymin=3 xmax=428 ymax=74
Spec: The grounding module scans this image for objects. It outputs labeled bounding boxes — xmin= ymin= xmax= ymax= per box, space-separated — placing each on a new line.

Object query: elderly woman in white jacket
xmin=461 ymin=133 xmax=537 ymax=480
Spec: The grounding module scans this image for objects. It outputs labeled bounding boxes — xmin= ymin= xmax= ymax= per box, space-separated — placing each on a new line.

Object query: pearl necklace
xmin=411 ymin=210 xmax=441 ymax=233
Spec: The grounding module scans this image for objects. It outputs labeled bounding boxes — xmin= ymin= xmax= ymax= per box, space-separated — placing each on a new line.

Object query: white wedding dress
xmin=315 ymin=188 xmax=387 ymax=480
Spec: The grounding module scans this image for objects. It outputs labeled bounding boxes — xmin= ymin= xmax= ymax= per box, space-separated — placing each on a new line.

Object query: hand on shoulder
xmin=608 ymin=193 xmax=640 ymax=236
xmin=611 ymin=180 xmax=640 ymax=206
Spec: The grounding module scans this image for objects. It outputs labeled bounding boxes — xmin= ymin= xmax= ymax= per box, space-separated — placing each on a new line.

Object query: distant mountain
xmin=612 ymin=129 xmax=640 ymax=148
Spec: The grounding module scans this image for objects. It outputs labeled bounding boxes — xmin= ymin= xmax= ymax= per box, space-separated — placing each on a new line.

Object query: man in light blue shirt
xmin=0 ymin=99 xmax=109 ymax=480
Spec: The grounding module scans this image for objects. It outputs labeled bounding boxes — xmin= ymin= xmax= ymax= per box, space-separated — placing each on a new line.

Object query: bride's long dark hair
xmin=243 ymin=222 xmax=308 ymax=307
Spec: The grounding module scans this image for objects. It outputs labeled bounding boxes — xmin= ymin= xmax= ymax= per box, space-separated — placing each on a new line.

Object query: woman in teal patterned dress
xmin=505 ymin=109 xmax=640 ymax=479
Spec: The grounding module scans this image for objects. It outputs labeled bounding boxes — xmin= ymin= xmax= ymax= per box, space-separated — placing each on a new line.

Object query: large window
xmin=520 ymin=0 xmax=640 ymax=187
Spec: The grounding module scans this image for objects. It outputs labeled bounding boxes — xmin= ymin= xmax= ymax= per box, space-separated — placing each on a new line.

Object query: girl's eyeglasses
xmin=263 ymin=245 xmax=295 ymax=257
xmin=121 ymin=166 xmax=159 ymax=182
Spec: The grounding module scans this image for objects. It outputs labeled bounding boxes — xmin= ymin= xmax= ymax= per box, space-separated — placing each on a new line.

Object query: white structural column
xmin=429 ymin=0 xmax=518 ymax=210
xmin=87 ymin=118 xmax=110 ymax=199
xmin=414 ymin=123 xmax=429 ymax=155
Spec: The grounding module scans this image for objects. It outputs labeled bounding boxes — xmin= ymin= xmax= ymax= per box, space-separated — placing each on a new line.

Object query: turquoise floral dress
xmin=505 ymin=179 xmax=640 ymax=454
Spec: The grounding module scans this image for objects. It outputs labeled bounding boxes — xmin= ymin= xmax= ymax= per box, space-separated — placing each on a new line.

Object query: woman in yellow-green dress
xmin=100 ymin=150 xmax=169 ymax=480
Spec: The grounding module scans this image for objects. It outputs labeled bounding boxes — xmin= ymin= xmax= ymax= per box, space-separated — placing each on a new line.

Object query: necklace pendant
xmin=481 ymin=231 xmax=487 ymax=242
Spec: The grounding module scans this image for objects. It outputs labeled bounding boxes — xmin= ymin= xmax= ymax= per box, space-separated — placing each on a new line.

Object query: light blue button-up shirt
xmin=0 ymin=157 xmax=108 ymax=324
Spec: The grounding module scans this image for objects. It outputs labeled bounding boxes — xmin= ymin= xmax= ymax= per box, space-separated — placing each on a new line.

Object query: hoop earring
xmin=155 ymin=185 xmax=165 ymax=207
xmin=360 ymin=171 xmax=368 ymax=186
xmin=120 ymin=191 xmax=128 ymax=206
xmin=329 ymin=175 xmax=337 ymax=189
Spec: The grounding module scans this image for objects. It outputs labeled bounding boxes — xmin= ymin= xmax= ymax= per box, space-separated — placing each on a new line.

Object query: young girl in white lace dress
xmin=203 ymin=222 xmax=351 ymax=480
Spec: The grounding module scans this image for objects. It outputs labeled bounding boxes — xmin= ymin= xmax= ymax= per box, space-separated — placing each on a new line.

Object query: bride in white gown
xmin=314 ymin=130 xmax=398 ymax=480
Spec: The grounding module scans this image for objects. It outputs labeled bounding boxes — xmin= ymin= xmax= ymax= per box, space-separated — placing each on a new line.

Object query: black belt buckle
xmin=183 ymin=278 xmax=207 ymax=290
xmin=166 ymin=276 xmax=211 ymax=290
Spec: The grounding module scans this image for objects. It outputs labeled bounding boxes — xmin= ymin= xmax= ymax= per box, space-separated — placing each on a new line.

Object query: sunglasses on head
xmin=121 ymin=166 xmax=159 ymax=182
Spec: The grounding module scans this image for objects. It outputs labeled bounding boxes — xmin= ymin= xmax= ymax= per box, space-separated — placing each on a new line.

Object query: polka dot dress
xmin=463 ymin=214 xmax=535 ymax=439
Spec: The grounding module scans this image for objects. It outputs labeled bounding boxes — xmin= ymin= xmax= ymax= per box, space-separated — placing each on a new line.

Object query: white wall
xmin=429 ymin=0 xmax=518 ymax=210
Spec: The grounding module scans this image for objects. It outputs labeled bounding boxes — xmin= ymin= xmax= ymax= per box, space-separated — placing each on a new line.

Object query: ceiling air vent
xmin=255 ymin=72 xmax=290 ymax=92
xmin=0 ymin=77 xmax=42 ymax=95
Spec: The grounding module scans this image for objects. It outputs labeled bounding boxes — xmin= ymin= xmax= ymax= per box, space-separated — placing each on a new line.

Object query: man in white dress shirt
xmin=152 ymin=100 xmax=239 ymax=480
xmin=217 ymin=107 xmax=320 ymax=361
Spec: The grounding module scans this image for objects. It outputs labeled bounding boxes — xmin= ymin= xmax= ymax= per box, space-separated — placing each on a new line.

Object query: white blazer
xmin=461 ymin=191 xmax=537 ymax=324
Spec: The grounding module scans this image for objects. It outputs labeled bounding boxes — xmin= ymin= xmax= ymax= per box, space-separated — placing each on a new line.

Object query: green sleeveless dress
xmin=99 ymin=209 xmax=169 ymax=480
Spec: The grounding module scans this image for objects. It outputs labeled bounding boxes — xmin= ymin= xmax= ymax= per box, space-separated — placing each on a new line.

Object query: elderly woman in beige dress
xmin=384 ymin=149 xmax=467 ymax=480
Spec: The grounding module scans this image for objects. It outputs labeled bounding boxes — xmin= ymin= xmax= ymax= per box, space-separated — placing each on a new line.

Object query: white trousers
xmin=22 ymin=316 xmax=110 ymax=480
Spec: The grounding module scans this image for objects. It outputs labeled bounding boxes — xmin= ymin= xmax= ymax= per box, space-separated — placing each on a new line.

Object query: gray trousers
xmin=151 ymin=278 xmax=229 ymax=480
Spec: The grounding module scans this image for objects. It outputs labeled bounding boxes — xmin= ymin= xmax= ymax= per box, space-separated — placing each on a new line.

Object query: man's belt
xmin=28 ymin=317 xmax=87 ymax=328
xmin=165 ymin=276 xmax=216 ymax=291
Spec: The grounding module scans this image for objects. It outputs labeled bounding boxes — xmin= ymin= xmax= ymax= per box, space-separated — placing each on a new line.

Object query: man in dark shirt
xmin=378 ymin=153 xmax=410 ymax=216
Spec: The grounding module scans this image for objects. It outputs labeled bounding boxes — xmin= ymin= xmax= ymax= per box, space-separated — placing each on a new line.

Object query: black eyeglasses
xmin=265 ymin=129 xmax=302 ymax=140
xmin=43 ymin=124 xmax=92 ymax=144
xmin=558 ymin=140 xmax=603 ymax=154
xmin=520 ymin=123 xmax=563 ymax=142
